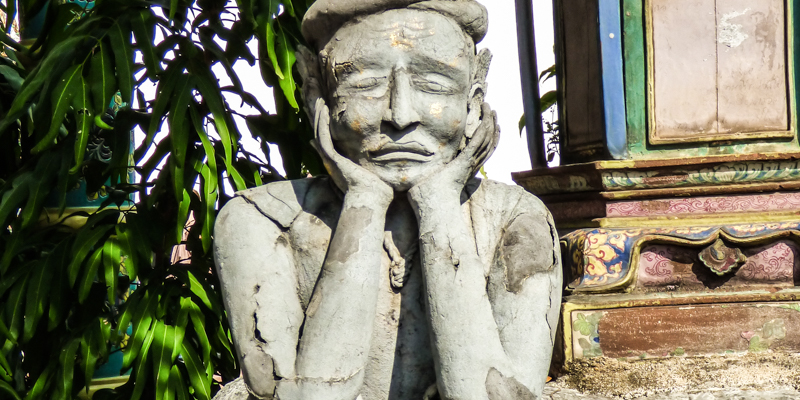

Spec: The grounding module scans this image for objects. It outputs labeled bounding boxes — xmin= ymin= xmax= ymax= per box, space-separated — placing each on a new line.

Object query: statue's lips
xmin=368 ymin=142 xmax=434 ymax=162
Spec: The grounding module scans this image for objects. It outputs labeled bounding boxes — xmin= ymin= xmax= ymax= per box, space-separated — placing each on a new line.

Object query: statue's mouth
xmin=368 ymin=142 xmax=433 ymax=162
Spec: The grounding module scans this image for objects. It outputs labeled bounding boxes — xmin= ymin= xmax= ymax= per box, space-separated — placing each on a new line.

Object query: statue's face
xmin=324 ymin=9 xmax=476 ymax=191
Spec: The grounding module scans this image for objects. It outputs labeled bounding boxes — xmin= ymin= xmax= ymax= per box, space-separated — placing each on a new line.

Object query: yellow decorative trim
xmin=595 ymin=212 xmax=800 ymax=229
xmin=76 ymin=376 xmax=130 ymax=400
xmin=38 ymin=206 xmax=136 ymax=229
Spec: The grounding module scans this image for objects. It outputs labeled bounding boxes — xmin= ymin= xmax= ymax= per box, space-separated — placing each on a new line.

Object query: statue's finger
xmin=471 ymin=107 xmax=499 ymax=170
xmin=314 ymin=98 xmax=325 ymax=140
xmin=487 ymin=110 xmax=500 ymax=158
xmin=465 ymin=102 xmax=495 ymax=156
xmin=316 ymin=105 xmax=336 ymax=155
xmin=314 ymin=103 xmax=352 ymax=169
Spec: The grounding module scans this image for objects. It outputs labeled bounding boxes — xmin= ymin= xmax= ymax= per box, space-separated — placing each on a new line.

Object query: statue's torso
xmin=285 ymin=181 xmax=436 ymax=399
xmin=234 ymin=177 xmax=551 ymax=400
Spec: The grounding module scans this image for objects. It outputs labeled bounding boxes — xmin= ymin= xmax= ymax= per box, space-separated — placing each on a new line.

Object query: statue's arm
xmin=410 ymin=189 xmax=561 ymax=399
xmin=486 ymin=202 xmax=562 ymax=398
xmin=277 ymin=191 xmax=389 ymax=400
xmin=214 ymin=197 xmax=305 ymax=399
xmin=410 ymin=188 xmax=515 ymax=399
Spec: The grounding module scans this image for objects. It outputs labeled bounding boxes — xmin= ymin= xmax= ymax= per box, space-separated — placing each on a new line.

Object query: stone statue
xmin=213 ymin=1 xmax=562 ymax=399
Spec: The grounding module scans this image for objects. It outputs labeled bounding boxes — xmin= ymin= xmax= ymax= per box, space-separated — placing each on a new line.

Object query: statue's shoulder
xmin=225 ymin=176 xmax=340 ymax=230
xmin=468 ymin=178 xmax=551 ymax=221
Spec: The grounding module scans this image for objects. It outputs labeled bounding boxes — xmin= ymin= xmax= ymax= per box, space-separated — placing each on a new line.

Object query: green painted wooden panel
xmin=622 ymin=0 xmax=800 ymax=160
xmin=622 ymin=0 xmax=646 ymax=153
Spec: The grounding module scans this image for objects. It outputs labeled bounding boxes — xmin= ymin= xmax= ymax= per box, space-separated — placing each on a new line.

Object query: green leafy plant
xmin=518 ymin=63 xmax=559 ymax=165
xmin=0 ymin=0 xmax=321 ymax=398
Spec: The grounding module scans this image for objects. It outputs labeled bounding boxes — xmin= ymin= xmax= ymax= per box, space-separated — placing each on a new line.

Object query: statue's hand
xmin=409 ymin=102 xmax=499 ymax=203
xmin=312 ymin=98 xmax=394 ymax=206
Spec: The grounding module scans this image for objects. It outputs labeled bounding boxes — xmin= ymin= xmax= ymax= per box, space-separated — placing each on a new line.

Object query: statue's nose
xmin=383 ymin=70 xmax=420 ymax=131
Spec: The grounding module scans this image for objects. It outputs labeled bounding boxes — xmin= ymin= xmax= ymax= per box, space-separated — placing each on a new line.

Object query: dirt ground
xmin=549 ymin=353 xmax=800 ymax=399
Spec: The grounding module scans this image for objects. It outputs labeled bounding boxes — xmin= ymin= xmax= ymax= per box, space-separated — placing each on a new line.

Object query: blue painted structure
xmin=597 ymin=0 xmax=627 ymax=160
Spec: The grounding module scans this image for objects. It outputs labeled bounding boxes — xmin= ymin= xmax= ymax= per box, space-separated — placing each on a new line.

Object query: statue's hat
xmin=301 ymin=0 xmax=489 ymax=49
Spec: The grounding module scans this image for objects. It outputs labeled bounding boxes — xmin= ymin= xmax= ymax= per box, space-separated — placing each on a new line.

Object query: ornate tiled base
xmin=514 ymin=154 xmax=800 ymax=373
xmin=563 ymin=222 xmax=800 ymax=293
xmin=554 ymin=222 xmax=800 ymax=367
xmin=556 ymin=291 xmax=800 ymax=373
xmin=565 ymin=295 xmax=800 ymax=361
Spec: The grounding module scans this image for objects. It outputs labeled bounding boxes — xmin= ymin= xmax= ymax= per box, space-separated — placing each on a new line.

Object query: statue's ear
xmin=296 ymin=45 xmax=325 ymax=119
xmin=465 ymin=49 xmax=492 ymax=139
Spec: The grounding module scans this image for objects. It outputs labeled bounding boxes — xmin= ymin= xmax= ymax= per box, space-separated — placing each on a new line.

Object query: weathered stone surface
xmin=213 ymin=378 xmax=255 ymax=400
xmin=213 ymin=1 xmax=562 ymax=399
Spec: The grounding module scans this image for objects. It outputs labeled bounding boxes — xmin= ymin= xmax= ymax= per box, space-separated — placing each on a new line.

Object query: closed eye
xmin=412 ymin=76 xmax=458 ymax=94
xmin=350 ymin=77 xmax=385 ymax=90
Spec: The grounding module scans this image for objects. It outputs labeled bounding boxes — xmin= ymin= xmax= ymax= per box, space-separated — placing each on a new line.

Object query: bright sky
xmin=135 ymin=1 xmax=558 ymax=186
xmin=478 ymin=0 xmax=556 ymax=183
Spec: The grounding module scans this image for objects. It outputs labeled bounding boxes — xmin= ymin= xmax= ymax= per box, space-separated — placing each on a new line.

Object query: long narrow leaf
xmin=89 ymin=41 xmax=116 ymax=116
xmin=23 ymin=364 xmax=52 ymax=400
xmin=0 ymin=380 xmax=21 ymax=400
xmin=275 ymin=21 xmax=299 ymax=111
xmin=0 ymin=348 xmax=12 ymax=382
xmin=144 ymin=63 xmax=184 ymax=150
xmin=167 ymin=73 xmax=192 ymax=168
xmin=174 ymin=298 xmax=190 ymax=360
xmin=175 ymin=189 xmax=191 ymax=244
xmin=71 ymin=76 xmax=92 ymax=173
xmin=108 ymin=17 xmax=134 ymax=104
xmin=179 ymin=342 xmax=211 ymax=400
xmin=187 ymin=53 xmax=246 ymax=190
xmin=102 ymin=237 xmax=122 ymax=305
xmin=31 ymin=64 xmax=83 ymax=154
xmin=130 ymin=328 xmax=156 ymax=400
xmin=169 ymin=365 xmax=189 ymax=400
xmin=0 ymin=172 xmax=33 ymax=227
xmin=78 ymin=247 xmax=103 ymax=304
xmin=122 ymin=290 xmax=157 ymax=371
xmin=68 ymin=225 xmax=113 ymax=286
xmin=191 ymin=107 xmax=219 ymax=253
xmin=0 ymin=319 xmax=16 ymax=346
xmin=115 ymin=289 xmax=142 ymax=344
xmin=151 ymin=321 xmax=174 ymax=400
xmin=55 ymin=338 xmax=81 ymax=398
xmin=80 ymin=328 xmax=99 ymax=391
xmin=4 ymin=275 xmax=28 ymax=342
xmin=0 ymin=264 xmax=30 ymax=302
xmin=131 ymin=9 xmax=161 ymax=80
xmin=264 ymin=20 xmax=283 ymax=79
xmin=23 ymin=260 xmax=51 ymax=342
xmin=175 ymin=270 xmax=214 ymax=312
xmin=116 ymin=225 xmax=138 ymax=281
xmin=47 ymin=242 xmax=71 ymax=331
xmin=187 ymin=300 xmax=210 ymax=364
xmin=20 ymin=153 xmax=61 ymax=228
xmin=0 ymin=36 xmax=83 ymax=135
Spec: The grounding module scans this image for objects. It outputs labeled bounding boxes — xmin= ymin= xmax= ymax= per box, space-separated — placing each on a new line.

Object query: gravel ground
xmin=543 ymin=384 xmax=800 ymax=399
xmin=551 ymin=353 xmax=800 ymax=399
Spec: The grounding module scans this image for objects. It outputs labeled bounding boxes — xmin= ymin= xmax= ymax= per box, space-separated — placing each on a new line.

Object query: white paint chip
xmin=718 ymin=8 xmax=750 ymax=48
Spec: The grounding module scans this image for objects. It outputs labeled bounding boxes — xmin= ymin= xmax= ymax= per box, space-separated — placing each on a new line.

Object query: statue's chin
xmin=360 ymin=153 xmax=458 ymax=193
xmin=389 ymin=181 xmax=414 ymax=193
xmin=367 ymin=165 xmax=428 ymax=193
